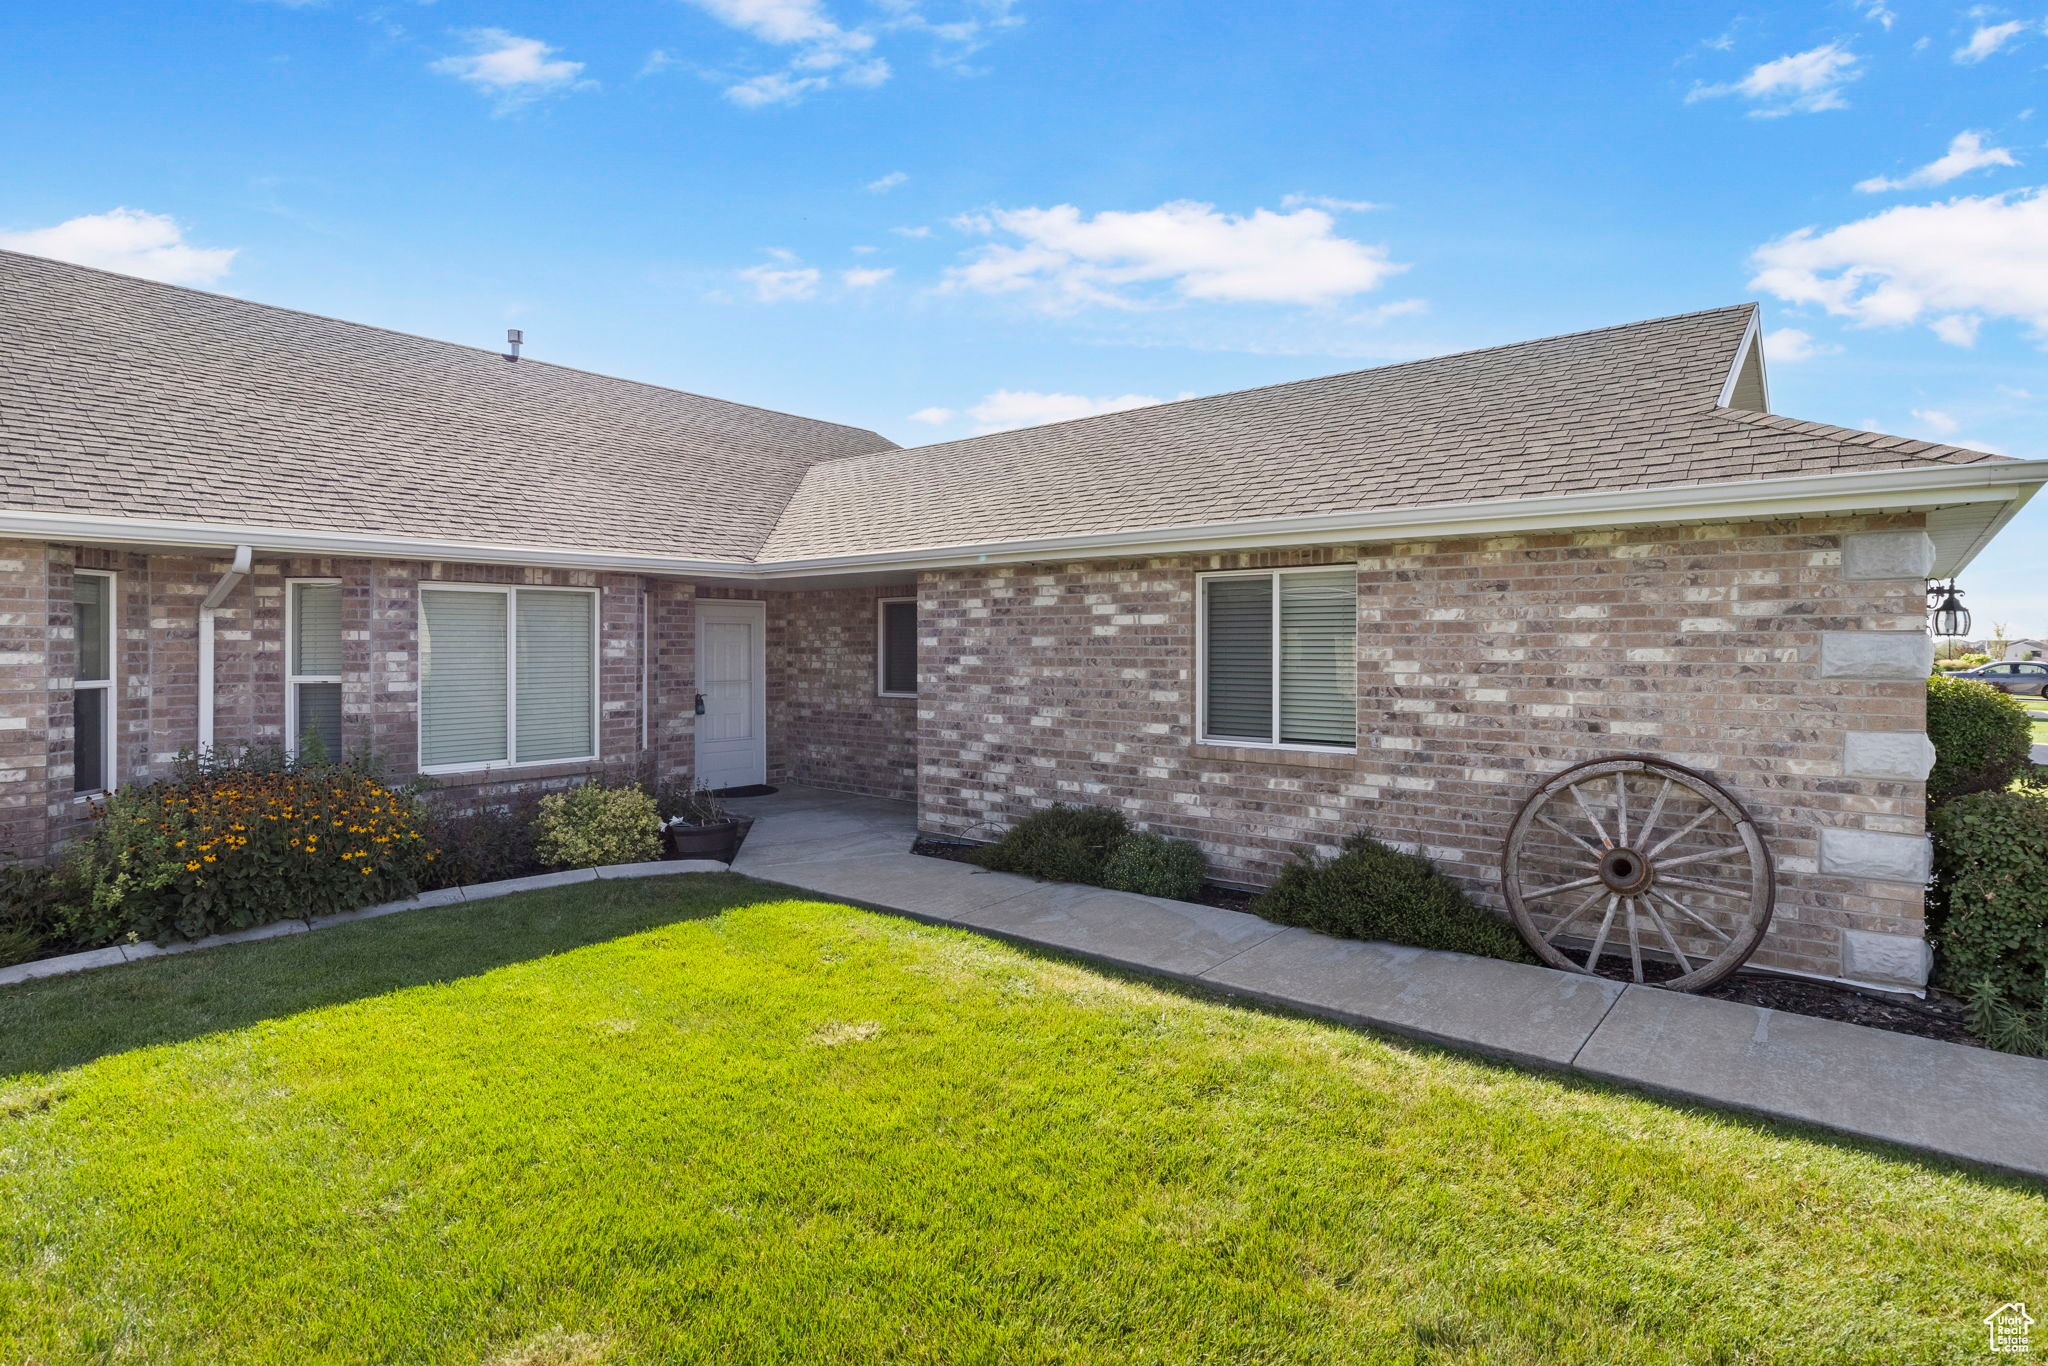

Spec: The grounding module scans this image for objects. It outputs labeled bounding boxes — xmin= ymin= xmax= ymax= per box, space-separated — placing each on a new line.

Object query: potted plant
xmin=661 ymin=784 xmax=755 ymax=863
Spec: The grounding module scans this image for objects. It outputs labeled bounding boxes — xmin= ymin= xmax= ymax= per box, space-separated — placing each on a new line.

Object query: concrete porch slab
xmin=1197 ymin=928 xmax=1627 ymax=1069
xmin=1573 ymin=986 xmax=2048 ymax=1176
xmin=744 ymin=850 xmax=1042 ymax=918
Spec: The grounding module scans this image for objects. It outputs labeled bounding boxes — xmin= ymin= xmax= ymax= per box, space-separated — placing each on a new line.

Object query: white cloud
xmin=1857 ymin=0 xmax=1895 ymax=29
xmin=687 ymin=0 xmax=1012 ymax=105
xmin=431 ymin=30 xmax=590 ymax=110
xmin=1763 ymin=327 xmax=1841 ymax=363
xmin=1931 ymin=313 xmax=1984 ymax=346
xmin=891 ymin=225 xmax=934 ymax=238
xmin=956 ymin=389 xmax=1189 ymax=434
xmin=1955 ymin=19 xmax=2032 ymax=63
xmin=1281 ymin=193 xmax=1378 ymax=213
xmin=1687 ymin=43 xmax=1860 ymax=116
xmin=841 ymin=266 xmax=894 ymax=287
xmin=738 ymin=262 xmax=822 ymax=300
xmin=0 ymin=207 xmax=237 ymax=286
xmin=908 ymin=406 xmax=955 ymax=424
xmin=1856 ymin=131 xmax=2018 ymax=192
xmin=1749 ymin=188 xmax=2048 ymax=344
xmin=866 ymin=171 xmax=908 ymax=192
xmin=1911 ymin=406 xmax=1959 ymax=434
xmin=943 ymin=199 xmax=1406 ymax=310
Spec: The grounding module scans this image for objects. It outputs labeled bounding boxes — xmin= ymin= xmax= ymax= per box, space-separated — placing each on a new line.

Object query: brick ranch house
xmin=4 ymin=249 xmax=2043 ymax=992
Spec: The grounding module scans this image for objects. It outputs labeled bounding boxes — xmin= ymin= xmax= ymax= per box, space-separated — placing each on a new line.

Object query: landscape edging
xmin=0 ymin=859 xmax=733 ymax=988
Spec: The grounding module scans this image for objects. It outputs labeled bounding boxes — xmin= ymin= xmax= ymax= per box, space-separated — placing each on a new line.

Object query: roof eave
xmin=6 ymin=457 xmax=2040 ymax=582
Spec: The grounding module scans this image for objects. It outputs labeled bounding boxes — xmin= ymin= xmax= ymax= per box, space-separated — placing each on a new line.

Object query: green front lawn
xmin=0 ymin=876 xmax=2041 ymax=1364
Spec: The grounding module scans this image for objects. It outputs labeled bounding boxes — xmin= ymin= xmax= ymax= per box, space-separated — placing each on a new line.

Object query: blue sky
xmin=3 ymin=0 xmax=2044 ymax=629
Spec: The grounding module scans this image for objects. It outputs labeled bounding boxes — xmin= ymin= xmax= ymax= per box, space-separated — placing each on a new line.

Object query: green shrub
xmin=976 ymin=805 xmax=1131 ymax=884
xmin=62 ymin=753 xmax=435 ymax=944
xmin=1255 ymin=833 xmax=1535 ymax=963
xmin=0 ymin=857 xmax=70 ymax=968
xmin=532 ymin=782 xmax=662 ymax=870
xmin=1100 ymin=832 xmax=1206 ymax=900
xmin=1926 ymin=674 xmax=2033 ymax=806
xmin=1932 ymin=787 xmax=2048 ymax=1054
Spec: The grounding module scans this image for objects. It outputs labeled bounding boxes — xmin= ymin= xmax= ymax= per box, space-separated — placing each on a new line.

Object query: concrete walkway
xmin=729 ymin=786 xmax=2048 ymax=1181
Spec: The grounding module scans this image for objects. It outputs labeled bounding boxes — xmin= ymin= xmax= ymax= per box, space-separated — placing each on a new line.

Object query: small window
xmin=1199 ymin=568 xmax=1356 ymax=749
xmin=420 ymin=586 xmax=596 ymax=772
xmin=73 ymin=571 xmax=115 ymax=793
xmin=288 ymin=580 xmax=345 ymax=761
xmin=878 ymin=598 xmax=917 ymax=697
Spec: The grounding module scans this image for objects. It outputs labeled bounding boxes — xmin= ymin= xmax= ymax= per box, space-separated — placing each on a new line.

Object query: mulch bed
xmin=907 ymin=838 xmax=1979 ymax=1048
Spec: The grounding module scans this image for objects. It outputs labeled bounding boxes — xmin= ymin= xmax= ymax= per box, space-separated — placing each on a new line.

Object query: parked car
xmin=1949 ymin=661 xmax=2048 ymax=698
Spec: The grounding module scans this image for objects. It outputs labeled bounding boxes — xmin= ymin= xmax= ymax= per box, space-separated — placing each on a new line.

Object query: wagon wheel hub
xmin=1597 ymin=846 xmax=1654 ymax=896
xmin=1500 ymin=756 xmax=1776 ymax=993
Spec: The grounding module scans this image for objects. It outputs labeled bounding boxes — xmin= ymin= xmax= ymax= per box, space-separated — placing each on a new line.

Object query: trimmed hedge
xmin=1100 ymin=833 xmax=1206 ymax=901
xmin=1254 ymin=833 xmax=1534 ymax=963
xmin=1933 ymin=787 xmax=2048 ymax=1054
xmin=1925 ymin=674 xmax=2033 ymax=806
xmin=975 ymin=805 xmax=1131 ymax=884
xmin=533 ymin=782 xmax=663 ymax=870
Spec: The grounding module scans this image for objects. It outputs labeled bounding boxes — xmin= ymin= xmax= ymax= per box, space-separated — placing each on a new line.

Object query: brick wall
xmin=768 ymin=586 xmax=918 ymax=801
xmin=0 ymin=549 xmax=918 ymax=855
xmin=915 ymin=514 xmax=1935 ymax=986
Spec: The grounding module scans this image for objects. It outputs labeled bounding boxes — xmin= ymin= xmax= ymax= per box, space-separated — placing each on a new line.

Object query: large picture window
xmin=72 ymin=570 xmax=115 ymax=793
xmin=419 ymin=586 xmax=596 ymax=772
xmin=287 ymin=579 xmax=344 ymax=761
xmin=877 ymin=597 xmax=917 ymax=697
xmin=1198 ymin=567 xmax=1356 ymax=749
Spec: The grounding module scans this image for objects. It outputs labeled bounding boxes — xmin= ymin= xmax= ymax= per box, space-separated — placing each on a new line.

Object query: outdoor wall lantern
xmin=1928 ymin=580 xmax=1971 ymax=639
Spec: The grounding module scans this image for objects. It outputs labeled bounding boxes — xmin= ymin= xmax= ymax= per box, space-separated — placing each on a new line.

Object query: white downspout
xmin=197 ymin=545 xmax=253 ymax=754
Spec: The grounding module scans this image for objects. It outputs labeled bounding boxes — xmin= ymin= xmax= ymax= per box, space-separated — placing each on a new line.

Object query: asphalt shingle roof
xmin=0 ymin=249 xmax=894 ymax=560
xmin=761 ymin=304 xmax=2007 ymax=559
xmin=1 ymin=253 xmax=2009 ymax=565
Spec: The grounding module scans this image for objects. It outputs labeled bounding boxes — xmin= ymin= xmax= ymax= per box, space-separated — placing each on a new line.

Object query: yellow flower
xmin=185 ymin=860 xmax=201 ymax=871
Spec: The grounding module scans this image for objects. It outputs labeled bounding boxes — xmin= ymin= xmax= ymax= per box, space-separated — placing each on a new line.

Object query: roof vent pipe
xmin=197 ymin=544 xmax=253 ymax=754
xmin=505 ymin=328 xmax=523 ymax=361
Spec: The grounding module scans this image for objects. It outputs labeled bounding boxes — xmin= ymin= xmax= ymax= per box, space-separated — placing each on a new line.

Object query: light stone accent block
xmin=1819 ymin=631 xmax=1934 ymax=680
xmin=1839 ymin=928 xmax=1934 ymax=989
xmin=1841 ymin=531 xmax=1937 ymax=581
xmin=1818 ymin=827 xmax=1932 ymax=884
xmin=1842 ymin=730 xmax=1937 ymax=781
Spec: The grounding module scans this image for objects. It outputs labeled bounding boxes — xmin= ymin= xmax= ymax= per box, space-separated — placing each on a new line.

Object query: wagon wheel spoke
xmin=1638 ymin=897 xmax=1695 ymax=973
xmin=1525 ymin=873 xmax=1604 ymax=901
xmin=1625 ymin=896 xmax=1644 ymax=982
xmin=1649 ymin=888 xmax=1733 ymax=944
xmin=1614 ymin=772 xmax=1631 ymax=847
xmin=1645 ymin=807 xmax=1716 ymax=859
xmin=1653 ymin=843 xmax=1750 ymax=871
xmin=1634 ymin=777 xmax=1674 ymax=853
xmin=1542 ymin=887 xmax=1609 ymax=944
xmin=1583 ymin=895 xmax=1622 ymax=971
xmin=1568 ymin=780 xmax=1615 ymax=848
xmin=1661 ymin=874 xmax=1752 ymax=899
xmin=1535 ymin=811 xmax=1603 ymax=858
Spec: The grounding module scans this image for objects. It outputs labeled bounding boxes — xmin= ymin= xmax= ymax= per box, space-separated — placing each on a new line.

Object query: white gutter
xmin=196 ymin=545 xmax=252 ymax=752
xmin=5 ymin=458 xmax=2043 ymax=584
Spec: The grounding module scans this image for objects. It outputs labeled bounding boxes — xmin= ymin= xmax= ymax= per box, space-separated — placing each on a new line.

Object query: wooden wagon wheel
xmin=1501 ymin=755 xmax=1774 ymax=992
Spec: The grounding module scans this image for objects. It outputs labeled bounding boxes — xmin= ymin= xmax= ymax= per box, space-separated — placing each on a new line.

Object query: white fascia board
xmin=1715 ymin=306 xmax=1768 ymax=412
xmin=5 ymin=457 xmax=2043 ymax=583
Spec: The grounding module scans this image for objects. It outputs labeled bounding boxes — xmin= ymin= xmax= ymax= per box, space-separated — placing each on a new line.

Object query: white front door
xmin=695 ymin=599 xmax=768 ymax=790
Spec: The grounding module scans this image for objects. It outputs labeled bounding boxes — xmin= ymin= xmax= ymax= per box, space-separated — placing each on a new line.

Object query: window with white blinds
xmin=1199 ymin=568 xmax=1356 ymax=748
xmin=877 ymin=598 xmax=917 ymax=696
xmin=419 ymin=586 xmax=595 ymax=771
xmin=72 ymin=571 xmax=114 ymax=793
xmin=288 ymin=580 xmax=344 ymax=761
